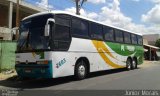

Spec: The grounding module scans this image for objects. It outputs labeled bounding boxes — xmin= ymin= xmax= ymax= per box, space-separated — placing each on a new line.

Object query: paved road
xmin=0 ymin=61 xmax=160 ymax=90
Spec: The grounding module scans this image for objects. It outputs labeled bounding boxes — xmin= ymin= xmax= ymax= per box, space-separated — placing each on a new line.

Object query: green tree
xmin=155 ymin=39 xmax=160 ymax=48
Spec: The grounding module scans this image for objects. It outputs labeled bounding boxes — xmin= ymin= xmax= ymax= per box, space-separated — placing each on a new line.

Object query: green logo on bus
xmin=32 ymin=52 xmax=44 ymax=59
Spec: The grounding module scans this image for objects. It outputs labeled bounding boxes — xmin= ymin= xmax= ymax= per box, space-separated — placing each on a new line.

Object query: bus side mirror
xmin=44 ymin=24 xmax=50 ymax=36
xmin=44 ymin=18 xmax=55 ymax=37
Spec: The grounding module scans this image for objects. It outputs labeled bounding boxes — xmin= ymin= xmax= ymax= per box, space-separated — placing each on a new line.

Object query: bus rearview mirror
xmin=44 ymin=24 xmax=50 ymax=36
xmin=44 ymin=18 xmax=55 ymax=37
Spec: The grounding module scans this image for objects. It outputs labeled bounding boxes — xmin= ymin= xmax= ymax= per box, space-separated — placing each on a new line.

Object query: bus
xmin=15 ymin=11 xmax=143 ymax=80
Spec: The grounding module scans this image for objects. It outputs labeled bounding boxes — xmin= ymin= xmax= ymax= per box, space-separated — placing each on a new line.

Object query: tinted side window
xmin=138 ymin=36 xmax=143 ymax=45
xmin=30 ymin=14 xmax=53 ymax=28
xmin=90 ymin=22 xmax=103 ymax=40
xmin=124 ymin=32 xmax=131 ymax=43
xmin=53 ymin=14 xmax=71 ymax=51
xmin=131 ymin=34 xmax=138 ymax=44
xmin=54 ymin=15 xmax=70 ymax=41
xmin=72 ymin=17 xmax=89 ymax=38
xmin=115 ymin=29 xmax=124 ymax=42
xmin=55 ymin=15 xmax=70 ymax=27
xmin=103 ymin=26 xmax=114 ymax=41
xmin=54 ymin=25 xmax=70 ymax=41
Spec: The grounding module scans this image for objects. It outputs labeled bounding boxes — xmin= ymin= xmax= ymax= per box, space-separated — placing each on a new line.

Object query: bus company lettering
xmin=127 ymin=46 xmax=135 ymax=52
xmin=56 ymin=58 xmax=66 ymax=68
xmin=121 ymin=45 xmax=125 ymax=51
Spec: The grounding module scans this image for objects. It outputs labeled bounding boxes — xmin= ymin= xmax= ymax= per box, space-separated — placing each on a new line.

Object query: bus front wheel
xmin=75 ymin=60 xmax=87 ymax=80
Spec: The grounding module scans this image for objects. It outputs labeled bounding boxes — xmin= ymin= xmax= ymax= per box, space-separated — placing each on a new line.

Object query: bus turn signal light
xmin=37 ymin=61 xmax=48 ymax=64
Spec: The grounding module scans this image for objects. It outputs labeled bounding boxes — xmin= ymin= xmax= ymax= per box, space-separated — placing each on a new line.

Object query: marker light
xmin=37 ymin=61 xmax=49 ymax=64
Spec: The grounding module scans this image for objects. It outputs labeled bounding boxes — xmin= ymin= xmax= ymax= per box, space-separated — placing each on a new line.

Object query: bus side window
xmin=103 ymin=26 xmax=114 ymax=41
xmin=53 ymin=14 xmax=71 ymax=51
xmin=115 ymin=29 xmax=124 ymax=43
xmin=90 ymin=22 xmax=103 ymax=40
xmin=131 ymin=34 xmax=138 ymax=44
xmin=71 ymin=17 xmax=89 ymax=38
xmin=138 ymin=36 xmax=143 ymax=45
xmin=124 ymin=32 xmax=131 ymax=44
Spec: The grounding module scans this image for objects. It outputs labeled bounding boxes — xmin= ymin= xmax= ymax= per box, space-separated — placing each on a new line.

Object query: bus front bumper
xmin=15 ymin=62 xmax=53 ymax=78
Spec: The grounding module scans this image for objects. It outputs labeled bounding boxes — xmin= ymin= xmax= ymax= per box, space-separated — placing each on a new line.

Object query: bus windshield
xmin=17 ymin=14 xmax=53 ymax=51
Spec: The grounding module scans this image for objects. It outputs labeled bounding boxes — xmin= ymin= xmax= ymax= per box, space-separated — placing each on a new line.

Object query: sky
xmin=25 ymin=0 xmax=160 ymax=35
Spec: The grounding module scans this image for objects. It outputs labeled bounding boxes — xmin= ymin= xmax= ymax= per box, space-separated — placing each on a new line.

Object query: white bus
xmin=15 ymin=11 xmax=143 ymax=80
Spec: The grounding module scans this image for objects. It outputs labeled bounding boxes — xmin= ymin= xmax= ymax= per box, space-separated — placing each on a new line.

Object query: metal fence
xmin=0 ymin=41 xmax=17 ymax=72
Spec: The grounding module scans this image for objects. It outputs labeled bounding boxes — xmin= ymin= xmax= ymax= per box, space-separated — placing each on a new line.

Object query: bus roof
xmin=22 ymin=10 xmax=142 ymax=36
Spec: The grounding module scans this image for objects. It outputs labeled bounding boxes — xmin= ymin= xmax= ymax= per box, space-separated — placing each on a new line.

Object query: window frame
xmin=124 ymin=32 xmax=131 ymax=44
xmin=54 ymin=14 xmax=142 ymax=46
xmin=131 ymin=34 xmax=138 ymax=45
xmin=51 ymin=14 xmax=72 ymax=51
xmin=55 ymin=14 xmax=71 ymax=27
xmin=103 ymin=26 xmax=115 ymax=42
xmin=115 ymin=29 xmax=124 ymax=43
xmin=89 ymin=22 xmax=103 ymax=40
xmin=54 ymin=14 xmax=71 ymax=41
xmin=71 ymin=16 xmax=90 ymax=39
xmin=137 ymin=35 xmax=143 ymax=45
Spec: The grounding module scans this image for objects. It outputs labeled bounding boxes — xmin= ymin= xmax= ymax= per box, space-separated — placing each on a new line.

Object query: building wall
xmin=143 ymin=39 xmax=148 ymax=45
xmin=0 ymin=27 xmax=12 ymax=40
xmin=0 ymin=4 xmax=8 ymax=27
xmin=0 ymin=0 xmax=47 ymax=40
xmin=12 ymin=10 xmax=31 ymax=28
xmin=143 ymin=34 xmax=160 ymax=45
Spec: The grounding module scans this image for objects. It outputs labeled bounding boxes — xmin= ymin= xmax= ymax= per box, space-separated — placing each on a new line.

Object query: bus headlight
xmin=36 ymin=61 xmax=49 ymax=64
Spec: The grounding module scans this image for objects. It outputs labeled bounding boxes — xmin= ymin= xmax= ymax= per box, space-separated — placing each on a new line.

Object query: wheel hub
xmin=133 ymin=60 xmax=136 ymax=68
xmin=78 ymin=65 xmax=85 ymax=76
xmin=127 ymin=61 xmax=131 ymax=69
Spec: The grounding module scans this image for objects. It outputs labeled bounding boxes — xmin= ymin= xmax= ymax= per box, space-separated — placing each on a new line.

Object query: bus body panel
xmin=15 ymin=12 xmax=144 ymax=79
xmin=16 ymin=52 xmax=53 ymax=78
xmin=52 ymin=52 xmax=111 ymax=78
xmin=16 ymin=37 xmax=143 ymax=78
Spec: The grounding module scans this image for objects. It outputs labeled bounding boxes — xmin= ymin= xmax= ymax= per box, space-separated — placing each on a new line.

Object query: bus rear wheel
xmin=132 ymin=58 xmax=137 ymax=69
xmin=75 ymin=60 xmax=87 ymax=80
xmin=126 ymin=58 xmax=132 ymax=70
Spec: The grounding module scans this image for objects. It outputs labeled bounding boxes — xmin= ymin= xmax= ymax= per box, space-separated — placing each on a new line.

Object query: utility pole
xmin=75 ymin=0 xmax=87 ymax=15
xmin=75 ymin=0 xmax=80 ymax=15
xmin=16 ymin=0 xmax=20 ymax=40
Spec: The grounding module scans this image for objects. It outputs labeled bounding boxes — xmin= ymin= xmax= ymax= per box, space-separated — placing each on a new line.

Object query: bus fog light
xmin=16 ymin=61 xmax=20 ymax=64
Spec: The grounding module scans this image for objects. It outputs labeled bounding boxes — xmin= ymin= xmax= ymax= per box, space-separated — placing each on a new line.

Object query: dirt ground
xmin=0 ymin=70 xmax=17 ymax=80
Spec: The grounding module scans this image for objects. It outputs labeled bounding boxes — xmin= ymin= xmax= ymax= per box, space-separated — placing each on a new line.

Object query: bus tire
xmin=126 ymin=58 xmax=132 ymax=70
xmin=75 ymin=60 xmax=87 ymax=80
xmin=132 ymin=58 xmax=137 ymax=69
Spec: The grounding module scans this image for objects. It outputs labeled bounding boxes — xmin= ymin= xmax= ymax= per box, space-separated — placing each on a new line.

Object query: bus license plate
xmin=25 ymin=69 xmax=31 ymax=73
